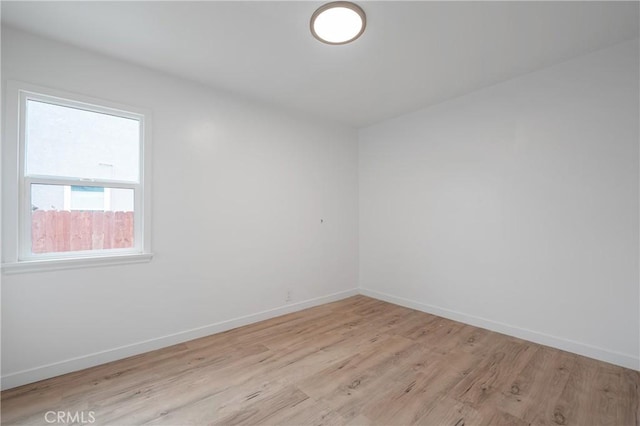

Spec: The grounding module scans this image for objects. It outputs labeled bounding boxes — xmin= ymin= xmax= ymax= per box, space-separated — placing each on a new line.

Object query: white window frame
xmin=2 ymin=81 xmax=153 ymax=274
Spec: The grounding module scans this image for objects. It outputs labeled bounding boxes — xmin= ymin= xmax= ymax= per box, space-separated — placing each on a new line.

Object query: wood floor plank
xmin=552 ymin=356 xmax=603 ymax=426
xmin=451 ymin=338 xmax=537 ymax=409
xmin=256 ymin=397 xmax=345 ymax=426
xmin=88 ymin=345 xmax=273 ymax=425
xmin=413 ymin=397 xmax=482 ymax=426
xmin=359 ymin=345 xmax=480 ymax=425
xmin=318 ymin=341 xmax=438 ymax=422
xmin=295 ymin=335 xmax=412 ymax=400
xmin=496 ymin=346 xmax=574 ymax=424
xmin=361 ymin=365 xmax=458 ymax=424
xmin=210 ymin=385 xmax=309 ymax=426
xmin=476 ymin=408 xmax=531 ymax=426
xmin=620 ymin=369 xmax=640 ymax=425
xmin=2 ymin=296 xmax=638 ymax=426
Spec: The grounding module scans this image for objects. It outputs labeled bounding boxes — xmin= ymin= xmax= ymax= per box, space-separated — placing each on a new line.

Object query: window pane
xmin=31 ymin=184 xmax=135 ymax=254
xmin=25 ymin=100 xmax=140 ymax=182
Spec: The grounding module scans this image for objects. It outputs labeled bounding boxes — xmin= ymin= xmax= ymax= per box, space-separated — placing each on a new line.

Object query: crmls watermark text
xmin=44 ymin=411 xmax=96 ymax=424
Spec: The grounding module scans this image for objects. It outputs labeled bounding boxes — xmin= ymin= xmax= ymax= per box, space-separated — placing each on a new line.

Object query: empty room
xmin=1 ymin=1 xmax=638 ymax=425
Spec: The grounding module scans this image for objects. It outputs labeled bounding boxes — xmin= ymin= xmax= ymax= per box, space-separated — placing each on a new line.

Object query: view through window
xmin=23 ymin=96 xmax=143 ymax=257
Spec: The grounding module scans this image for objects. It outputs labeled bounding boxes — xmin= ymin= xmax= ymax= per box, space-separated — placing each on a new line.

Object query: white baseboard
xmin=1 ymin=288 xmax=359 ymax=390
xmin=359 ymin=288 xmax=639 ymax=371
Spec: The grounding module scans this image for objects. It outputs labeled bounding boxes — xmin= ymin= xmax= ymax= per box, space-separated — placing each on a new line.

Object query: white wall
xmin=359 ymin=39 xmax=639 ymax=370
xmin=1 ymin=27 xmax=359 ymax=388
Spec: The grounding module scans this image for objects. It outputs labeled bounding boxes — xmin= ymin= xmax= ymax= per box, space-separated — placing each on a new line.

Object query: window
xmin=2 ymin=82 xmax=152 ymax=272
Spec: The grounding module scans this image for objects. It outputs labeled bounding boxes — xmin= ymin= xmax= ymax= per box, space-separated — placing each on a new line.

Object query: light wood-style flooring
xmin=2 ymin=295 xmax=639 ymax=425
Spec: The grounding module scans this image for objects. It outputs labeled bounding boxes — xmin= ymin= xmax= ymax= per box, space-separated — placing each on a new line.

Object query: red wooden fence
xmin=31 ymin=210 xmax=134 ymax=254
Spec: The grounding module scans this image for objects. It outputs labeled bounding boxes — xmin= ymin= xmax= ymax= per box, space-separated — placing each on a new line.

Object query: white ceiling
xmin=2 ymin=1 xmax=638 ymax=127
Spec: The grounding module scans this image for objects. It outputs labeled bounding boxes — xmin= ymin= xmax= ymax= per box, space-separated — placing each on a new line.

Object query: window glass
xmin=30 ymin=184 xmax=135 ymax=254
xmin=25 ymin=100 xmax=140 ymax=182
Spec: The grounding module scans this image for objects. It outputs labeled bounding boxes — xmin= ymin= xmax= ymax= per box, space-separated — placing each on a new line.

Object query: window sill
xmin=1 ymin=253 xmax=154 ymax=275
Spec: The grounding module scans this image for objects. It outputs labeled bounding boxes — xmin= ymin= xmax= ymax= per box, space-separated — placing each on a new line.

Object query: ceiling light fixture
xmin=310 ymin=2 xmax=366 ymax=45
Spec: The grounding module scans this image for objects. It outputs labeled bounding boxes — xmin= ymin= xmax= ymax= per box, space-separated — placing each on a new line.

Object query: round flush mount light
xmin=310 ymin=2 xmax=366 ymax=45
